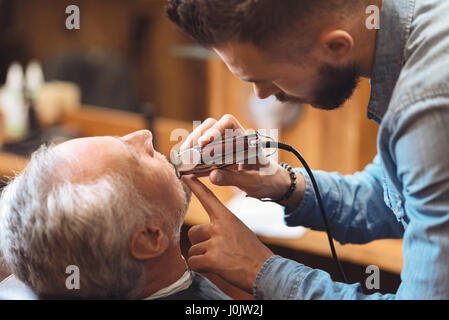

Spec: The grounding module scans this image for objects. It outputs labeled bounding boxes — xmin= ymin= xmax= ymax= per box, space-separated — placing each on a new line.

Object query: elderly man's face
xmin=55 ymin=130 xmax=190 ymax=219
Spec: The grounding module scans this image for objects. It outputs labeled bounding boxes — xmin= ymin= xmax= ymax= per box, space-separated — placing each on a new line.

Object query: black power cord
xmin=262 ymin=140 xmax=348 ymax=283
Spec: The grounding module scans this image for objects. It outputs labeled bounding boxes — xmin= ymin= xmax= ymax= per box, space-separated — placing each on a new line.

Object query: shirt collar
xmin=143 ymin=257 xmax=193 ymax=300
xmin=367 ymin=0 xmax=414 ymax=123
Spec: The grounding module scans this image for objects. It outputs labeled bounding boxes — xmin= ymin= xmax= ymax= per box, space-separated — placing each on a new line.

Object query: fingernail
xmin=215 ymin=171 xmax=223 ymax=183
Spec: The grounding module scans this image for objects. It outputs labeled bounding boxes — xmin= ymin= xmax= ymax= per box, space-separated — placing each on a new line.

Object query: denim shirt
xmin=254 ymin=0 xmax=449 ymax=299
xmin=157 ymin=272 xmax=231 ymax=300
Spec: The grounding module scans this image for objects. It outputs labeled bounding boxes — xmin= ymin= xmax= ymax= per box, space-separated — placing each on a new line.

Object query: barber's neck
xmin=357 ymin=0 xmax=383 ymax=78
xmin=136 ymin=243 xmax=187 ymax=299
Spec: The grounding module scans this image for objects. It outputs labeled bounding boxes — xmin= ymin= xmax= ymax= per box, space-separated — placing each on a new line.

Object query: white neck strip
xmin=143 ymin=260 xmax=193 ymax=300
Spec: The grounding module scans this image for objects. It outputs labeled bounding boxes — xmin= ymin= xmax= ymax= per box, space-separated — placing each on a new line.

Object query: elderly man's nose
xmin=122 ymin=130 xmax=155 ymax=157
xmin=123 ymin=129 xmax=152 ymax=140
xmin=144 ymin=134 xmax=155 ymax=157
xmin=253 ymin=83 xmax=280 ymax=100
xmin=122 ymin=130 xmax=153 ymax=146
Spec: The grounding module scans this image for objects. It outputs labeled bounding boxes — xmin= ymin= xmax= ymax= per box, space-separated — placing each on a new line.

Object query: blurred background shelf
xmin=0 ymin=0 xmax=208 ymax=121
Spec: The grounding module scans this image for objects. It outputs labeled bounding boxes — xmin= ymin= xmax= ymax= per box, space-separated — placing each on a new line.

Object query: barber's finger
xmin=179 ymin=165 xmax=238 ymax=180
xmin=181 ymin=175 xmax=228 ymax=221
xmin=238 ymin=163 xmax=257 ymax=171
xmin=180 ymin=118 xmax=217 ymax=152
xmin=188 ymin=240 xmax=209 ymax=257
xmin=198 ymin=114 xmax=245 ymax=146
xmin=188 ymin=224 xmax=211 ymax=245
xmin=188 ymin=172 xmax=212 ymax=178
xmin=209 ymin=168 xmax=259 ymax=188
xmin=187 ymin=254 xmax=211 ymax=273
xmin=237 ymin=157 xmax=271 ymax=171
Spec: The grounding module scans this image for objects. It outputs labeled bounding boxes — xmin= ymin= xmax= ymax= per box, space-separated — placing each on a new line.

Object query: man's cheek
xmin=180 ymin=179 xmax=192 ymax=206
xmin=135 ymin=171 xmax=163 ymax=201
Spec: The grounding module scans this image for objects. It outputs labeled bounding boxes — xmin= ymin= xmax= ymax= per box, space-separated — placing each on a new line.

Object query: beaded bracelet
xmin=260 ymin=162 xmax=297 ymax=203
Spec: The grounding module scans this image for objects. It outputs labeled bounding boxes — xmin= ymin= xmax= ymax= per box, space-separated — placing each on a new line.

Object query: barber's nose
xmin=253 ymin=83 xmax=281 ymax=100
xmin=122 ymin=130 xmax=154 ymax=157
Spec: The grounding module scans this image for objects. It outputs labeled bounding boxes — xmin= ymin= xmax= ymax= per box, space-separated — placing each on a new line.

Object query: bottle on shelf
xmin=0 ymin=62 xmax=28 ymax=142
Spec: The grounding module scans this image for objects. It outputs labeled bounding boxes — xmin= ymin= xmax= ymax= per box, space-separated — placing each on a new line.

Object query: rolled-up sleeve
xmin=253 ymin=255 xmax=393 ymax=300
xmin=284 ymin=156 xmax=404 ymax=245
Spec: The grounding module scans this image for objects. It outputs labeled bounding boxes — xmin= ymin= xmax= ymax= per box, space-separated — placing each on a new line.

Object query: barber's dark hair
xmin=166 ymin=0 xmax=365 ymax=49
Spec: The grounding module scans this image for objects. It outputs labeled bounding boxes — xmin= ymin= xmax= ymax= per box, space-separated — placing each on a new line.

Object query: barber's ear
xmin=320 ymin=30 xmax=354 ymax=59
xmin=129 ymin=223 xmax=169 ymax=261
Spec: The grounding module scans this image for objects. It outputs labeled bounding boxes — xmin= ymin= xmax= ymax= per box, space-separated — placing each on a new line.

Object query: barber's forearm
xmin=253 ymin=255 xmax=394 ymax=300
xmin=284 ymin=165 xmax=404 ymax=244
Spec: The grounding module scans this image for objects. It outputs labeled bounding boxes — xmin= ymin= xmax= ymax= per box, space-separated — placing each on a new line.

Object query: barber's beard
xmin=310 ymin=63 xmax=360 ymax=110
xmin=276 ymin=63 xmax=360 ymax=111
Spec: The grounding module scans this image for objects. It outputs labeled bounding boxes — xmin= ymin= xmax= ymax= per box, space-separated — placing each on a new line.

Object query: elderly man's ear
xmin=129 ymin=221 xmax=170 ymax=260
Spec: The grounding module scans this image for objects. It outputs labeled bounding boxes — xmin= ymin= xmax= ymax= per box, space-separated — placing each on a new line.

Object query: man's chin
xmin=276 ymin=94 xmax=342 ymax=109
xmin=280 ymin=97 xmax=344 ymax=111
xmin=310 ymin=102 xmax=344 ymax=111
xmin=276 ymin=94 xmax=305 ymax=105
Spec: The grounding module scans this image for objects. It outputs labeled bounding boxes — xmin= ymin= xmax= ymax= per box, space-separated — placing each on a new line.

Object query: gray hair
xmin=0 ymin=144 xmax=184 ymax=299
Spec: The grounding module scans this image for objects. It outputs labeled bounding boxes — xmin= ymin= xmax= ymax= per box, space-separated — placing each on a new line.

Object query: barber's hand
xmin=181 ymin=114 xmax=306 ymax=208
xmin=182 ymin=175 xmax=274 ymax=293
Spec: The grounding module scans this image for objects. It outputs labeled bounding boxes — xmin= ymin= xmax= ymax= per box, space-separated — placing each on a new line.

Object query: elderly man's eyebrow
xmin=113 ymin=137 xmax=142 ymax=163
